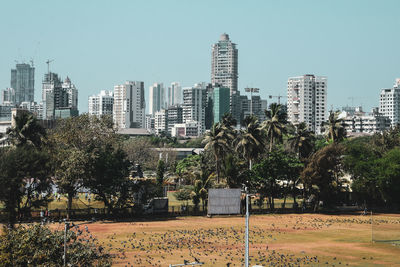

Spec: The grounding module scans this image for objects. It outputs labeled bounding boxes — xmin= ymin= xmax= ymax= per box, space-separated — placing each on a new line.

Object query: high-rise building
xmin=168 ymin=82 xmax=181 ymax=107
xmin=287 ymin=74 xmax=327 ymax=134
xmin=113 ymin=81 xmax=145 ymax=129
xmin=211 ymin=33 xmax=238 ymax=95
xmin=167 ymin=105 xmax=183 ymax=135
xmin=10 ymin=63 xmax=35 ymax=105
xmin=212 ymin=87 xmax=230 ymax=124
xmin=182 ymin=83 xmax=207 ymax=134
xmin=88 ymin=90 xmax=114 ymax=117
xmin=62 ymin=77 xmax=78 ymax=110
xmin=1 ymin=88 xmax=15 ymax=105
xmin=149 ymin=83 xmax=166 ymax=115
xmin=42 ymin=72 xmax=63 ymax=119
xmin=154 ymin=109 xmax=168 ymax=135
xmin=379 ymin=79 xmax=400 ymax=127
xmin=41 ymin=73 xmax=79 ymax=120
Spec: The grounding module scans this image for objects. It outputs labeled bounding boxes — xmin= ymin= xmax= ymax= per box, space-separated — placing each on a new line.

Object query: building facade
xmin=182 ymin=83 xmax=207 ymax=134
xmin=379 ymin=79 xmax=400 ymax=127
xmin=167 ymin=105 xmax=183 ymax=135
xmin=88 ymin=90 xmax=114 ymax=117
xmin=154 ymin=109 xmax=168 ymax=135
xmin=212 ymin=87 xmax=230 ymax=124
xmin=168 ymin=82 xmax=181 ymax=107
xmin=113 ymin=81 xmax=145 ymax=129
xmin=211 ymin=33 xmax=238 ymax=95
xmin=10 ymin=63 xmax=35 ymax=105
xmin=149 ymin=83 xmax=166 ymax=115
xmin=339 ymin=108 xmax=391 ymax=134
xmin=287 ymin=74 xmax=327 ymax=134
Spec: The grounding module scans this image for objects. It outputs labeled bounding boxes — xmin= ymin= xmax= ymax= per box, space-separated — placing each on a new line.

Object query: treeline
xmin=0 ymin=113 xmax=162 ymax=227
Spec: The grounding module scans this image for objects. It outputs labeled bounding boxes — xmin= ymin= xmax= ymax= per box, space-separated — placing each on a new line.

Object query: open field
xmin=52 ymin=213 xmax=400 ymax=267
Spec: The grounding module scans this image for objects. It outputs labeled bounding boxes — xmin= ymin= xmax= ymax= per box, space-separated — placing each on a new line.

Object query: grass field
xmin=53 ymin=213 xmax=400 ymax=267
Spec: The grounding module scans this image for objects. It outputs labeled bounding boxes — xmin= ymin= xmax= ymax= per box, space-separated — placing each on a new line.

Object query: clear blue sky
xmin=1 ymin=0 xmax=399 ymax=113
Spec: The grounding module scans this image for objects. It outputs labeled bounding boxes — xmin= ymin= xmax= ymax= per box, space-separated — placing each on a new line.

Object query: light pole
xmin=63 ymin=220 xmax=70 ymax=267
xmin=245 ymin=186 xmax=249 ymax=267
xmin=245 ymin=88 xmax=260 ymax=116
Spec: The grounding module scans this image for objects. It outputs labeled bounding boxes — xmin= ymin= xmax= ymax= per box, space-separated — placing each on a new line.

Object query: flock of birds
xmin=69 ymin=215 xmax=400 ymax=267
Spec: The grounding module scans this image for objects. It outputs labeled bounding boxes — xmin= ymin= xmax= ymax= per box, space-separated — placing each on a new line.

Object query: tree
xmin=322 ymin=111 xmax=346 ymax=143
xmin=0 ymin=224 xmax=112 ymax=266
xmin=203 ymin=123 xmax=234 ymax=183
xmin=287 ymin=122 xmax=315 ymax=160
xmin=0 ymin=146 xmax=52 ymax=227
xmin=86 ymin=144 xmax=131 ymax=215
xmin=6 ymin=112 xmax=46 ymax=148
xmin=251 ymin=150 xmax=289 ymax=210
xmin=301 ymin=144 xmax=345 ymax=210
xmin=123 ymin=137 xmax=159 ymax=170
xmin=263 ymin=103 xmax=286 ymax=152
xmin=54 ymin=148 xmax=90 ymax=220
xmin=236 ymin=115 xmax=264 ymax=170
xmin=49 ymin=115 xmax=123 ymax=219
xmin=156 ymin=159 xmax=166 ymax=197
xmin=174 ymin=186 xmax=193 ymax=209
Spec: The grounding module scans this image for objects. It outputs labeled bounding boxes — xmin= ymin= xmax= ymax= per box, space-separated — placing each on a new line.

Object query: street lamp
xmin=245 ymin=88 xmax=260 ymax=116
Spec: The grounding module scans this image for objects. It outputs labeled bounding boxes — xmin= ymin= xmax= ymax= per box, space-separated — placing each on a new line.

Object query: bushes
xmin=0 ymin=224 xmax=112 ymax=266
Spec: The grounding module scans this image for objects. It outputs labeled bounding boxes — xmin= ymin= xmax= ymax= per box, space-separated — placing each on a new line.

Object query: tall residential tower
xmin=211 ymin=33 xmax=238 ymax=95
xmin=113 ymin=81 xmax=145 ymax=128
xmin=287 ymin=74 xmax=327 ymax=134
xmin=379 ymin=79 xmax=400 ymax=127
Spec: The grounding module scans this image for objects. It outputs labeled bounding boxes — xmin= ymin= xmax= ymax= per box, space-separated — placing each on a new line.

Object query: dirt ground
xmin=60 ymin=213 xmax=400 ymax=266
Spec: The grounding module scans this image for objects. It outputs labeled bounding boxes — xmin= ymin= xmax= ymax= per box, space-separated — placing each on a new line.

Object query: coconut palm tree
xmin=203 ymin=123 xmax=234 ymax=183
xmin=288 ymin=122 xmax=315 ymax=160
xmin=6 ymin=112 xmax=46 ymax=148
xmin=322 ymin=111 xmax=346 ymax=143
xmin=262 ymin=103 xmax=286 ymax=152
xmin=235 ymin=115 xmax=264 ymax=170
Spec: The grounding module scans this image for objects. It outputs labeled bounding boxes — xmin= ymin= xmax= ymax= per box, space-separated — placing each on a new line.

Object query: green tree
xmin=6 ymin=112 xmax=46 ymax=148
xmin=262 ymin=103 xmax=286 ymax=152
xmin=301 ymin=144 xmax=345 ymax=210
xmin=203 ymin=123 xmax=234 ymax=183
xmin=0 ymin=146 xmax=51 ymax=227
xmin=86 ymin=144 xmax=131 ymax=215
xmin=236 ymin=115 xmax=264 ymax=170
xmin=322 ymin=111 xmax=346 ymax=143
xmin=174 ymin=186 xmax=193 ymax=209
xmin=156 ymin=159 xmax=166 ymax=197
xmin=287 ymin=122 xmax=315 ymax=160
xmin=123 ymin=137 xmax=159 ymax=170
xmin=0 ymin=224 xmax=112 ymax=266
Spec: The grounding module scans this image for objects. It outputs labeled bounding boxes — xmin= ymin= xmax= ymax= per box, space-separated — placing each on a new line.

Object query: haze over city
xmin=1 ymin=0 xmax=399 ymax=113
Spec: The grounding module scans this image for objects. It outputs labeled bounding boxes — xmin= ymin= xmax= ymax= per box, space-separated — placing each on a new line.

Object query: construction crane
xmin=269 ymin=94 xmax=287 ymax=105
xmin=46 ymin=59 xmax=54 ymax=74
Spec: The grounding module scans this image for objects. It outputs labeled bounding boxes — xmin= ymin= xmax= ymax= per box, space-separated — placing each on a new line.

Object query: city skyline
xmin=1 ymin=1 xmax=400 ymax=114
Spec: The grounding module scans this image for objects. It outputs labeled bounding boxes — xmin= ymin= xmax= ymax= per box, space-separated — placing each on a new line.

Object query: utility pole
xmin=245 ymin=186 xmax=249 ymax=267
xmin=64 ymin=220 xmax=70 ymax=267
xmin=245 ymin=88 xmax=259 ymax=116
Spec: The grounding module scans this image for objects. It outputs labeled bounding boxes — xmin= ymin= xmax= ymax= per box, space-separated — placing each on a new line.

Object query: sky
xmin=1 ymin=0 xmax=399 ymax=113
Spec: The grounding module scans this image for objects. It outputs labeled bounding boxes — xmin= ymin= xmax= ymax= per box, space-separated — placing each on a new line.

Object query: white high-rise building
xmin=379 ymin=79 xmax=400 ymax=127
xmin=211 ymin=33 xmax=238 ymax=95
xmin=154 ymin=109 xmax=168 ymax=135
xmin=168 ymin=82 xmax=181 ymax=107
xmin=113 ymin=81 xmax=145 ymax=129
xmin=149 ymin=83 xmax=166 ymax=115
xmin=182 ymin=83 xmax=207 ymax=134
xmin=287 ymin=74 xmax=327 ymax=134
xmin=88 ymin=90 xmax=114 ymax=117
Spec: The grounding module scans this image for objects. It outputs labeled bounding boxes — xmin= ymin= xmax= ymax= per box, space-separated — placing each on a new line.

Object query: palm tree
xmin=6 ymin=112 xmax=46 ymax=148
xmin=322 ymin=111 xmax=346 ymax=143
xmin=288 ymin=122 xmax=315 ymax=160
xmin=235 ymin=115 xmax=264 ymax=170
xmin=262 ymin=103 xmax=286 ymax=152
xmin=203 ymin=123 xmax=234 ymax=183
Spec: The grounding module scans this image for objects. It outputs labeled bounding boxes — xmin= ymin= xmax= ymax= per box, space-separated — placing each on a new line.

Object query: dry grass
xmin=59 ymin=213 xmax=400 ymax=266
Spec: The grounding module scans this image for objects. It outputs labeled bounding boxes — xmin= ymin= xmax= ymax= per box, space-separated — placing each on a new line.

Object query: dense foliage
xmin=0 ymin=224 xmax=112 ymax=266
